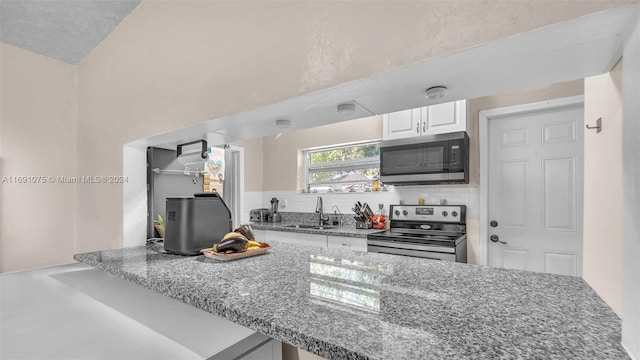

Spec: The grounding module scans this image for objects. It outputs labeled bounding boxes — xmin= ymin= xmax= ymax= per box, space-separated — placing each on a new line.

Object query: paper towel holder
xmin=177 ymin=140 xmax=209 ymax=164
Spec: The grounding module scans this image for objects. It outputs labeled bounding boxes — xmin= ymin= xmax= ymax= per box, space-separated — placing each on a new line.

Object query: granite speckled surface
xmin=276 ymin=211 xmax=358 ymax=226
xmin=75 ymin=243 xmax=628 ymax=360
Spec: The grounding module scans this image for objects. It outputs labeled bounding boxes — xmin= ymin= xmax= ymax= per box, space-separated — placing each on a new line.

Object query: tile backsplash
xmin=244 ymin=187 xmax=479 ymax=223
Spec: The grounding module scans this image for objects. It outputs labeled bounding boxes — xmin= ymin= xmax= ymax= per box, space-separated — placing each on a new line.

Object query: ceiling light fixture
xmin=337 ymin=102 xmax=356 ymax=115
xmin=275 ymin=119 xmax=291 ymax=128
xmin=425 ymin=86 xmax=448 ymax=101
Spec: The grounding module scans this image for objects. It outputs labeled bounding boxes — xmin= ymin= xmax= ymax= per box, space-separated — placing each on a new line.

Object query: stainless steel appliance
xmin=367 ymin=205 xmax=467 ymax=262
xmin=164 ymin=193 xmax=232 ymax=255
xmin=379 ymin=131 xmax=469 ymax=185
xmin=268 ymin=197 xmax=282 ymax=223
xmin=250 ymin=208 xmax=269 ymax=222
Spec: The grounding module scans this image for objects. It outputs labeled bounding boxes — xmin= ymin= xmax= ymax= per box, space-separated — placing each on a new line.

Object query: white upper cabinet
xmin=422 ymin=100 xmax=468 ymax=135
xmin=382 ymin=108 xmax=421 ymax=140
xmin=383 ymin=100 xmax=468 ymax=140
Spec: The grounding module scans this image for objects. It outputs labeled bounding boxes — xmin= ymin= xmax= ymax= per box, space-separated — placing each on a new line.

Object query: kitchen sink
xmin=284 ymin=224 xmax=334 ymax=230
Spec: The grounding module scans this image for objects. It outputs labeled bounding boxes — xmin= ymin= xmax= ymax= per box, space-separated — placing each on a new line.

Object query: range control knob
xmin=452 ymin=211 xmax=458 ymax=217
xmin=442 ymin=211 xmax=448 ymax=217
xmin=402 ymin=210 xmax=409 ymax=216
xmin=394 ymin=210 xmax=400 ymax=216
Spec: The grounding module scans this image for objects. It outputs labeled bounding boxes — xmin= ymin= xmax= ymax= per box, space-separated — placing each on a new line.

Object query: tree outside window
xmin=305 ymin=142 xmax=380 ymax=192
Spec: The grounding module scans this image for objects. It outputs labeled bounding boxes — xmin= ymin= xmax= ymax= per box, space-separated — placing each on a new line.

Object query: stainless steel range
xmin=367 ymin=205 xmax=467 ymax=262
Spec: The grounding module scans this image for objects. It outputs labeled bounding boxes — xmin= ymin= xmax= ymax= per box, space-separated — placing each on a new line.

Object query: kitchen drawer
xmin=327 ymin=236 xmax=367 ymax=252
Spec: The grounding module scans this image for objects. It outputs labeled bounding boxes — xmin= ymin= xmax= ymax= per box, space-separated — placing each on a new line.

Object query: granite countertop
xmin=75 ymin=243 xmax=628 ymax=360
xmin=250 ymin=222 xmax=381 ymax=238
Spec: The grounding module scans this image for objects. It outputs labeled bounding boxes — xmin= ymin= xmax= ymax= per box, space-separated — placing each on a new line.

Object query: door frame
xmin=225 ymin=144 xmax=245 ymax=228
xmin=478 ymin=95 xmax=584 ymax=266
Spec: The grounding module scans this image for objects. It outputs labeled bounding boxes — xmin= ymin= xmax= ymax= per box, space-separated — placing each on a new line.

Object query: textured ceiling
xmin=0 ymin=0 xmax=140 ymax=64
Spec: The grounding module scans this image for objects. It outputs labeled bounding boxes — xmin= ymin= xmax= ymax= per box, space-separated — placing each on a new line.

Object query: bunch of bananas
xmin=212 ymin=224 xmax=262 ymax=254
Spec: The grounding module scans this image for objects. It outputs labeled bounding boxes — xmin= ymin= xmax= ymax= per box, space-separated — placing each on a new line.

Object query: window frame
xmin=304 ymin=140 xmax=381 ymax=191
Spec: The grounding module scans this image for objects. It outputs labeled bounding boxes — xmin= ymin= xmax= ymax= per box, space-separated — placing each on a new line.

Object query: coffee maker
xmin=164 ymin=193 xmax=232 ymax=255
xmin=268 ymin=197 xmax=282 ymax=223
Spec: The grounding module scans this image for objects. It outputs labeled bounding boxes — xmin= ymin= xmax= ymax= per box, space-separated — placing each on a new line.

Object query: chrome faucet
xmin=315 ymin=196 xmax=329 ymax=226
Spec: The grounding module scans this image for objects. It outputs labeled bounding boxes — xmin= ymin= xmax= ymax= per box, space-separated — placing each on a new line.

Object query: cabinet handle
xmin=422 ymin=121 xmax=426 ymax=133
xmin=342 ymin=243 xmax=351 ymax=246
xmin=416 ymin=122 xmax=419 ymax=134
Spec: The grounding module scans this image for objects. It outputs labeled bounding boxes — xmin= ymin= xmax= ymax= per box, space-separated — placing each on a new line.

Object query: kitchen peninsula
xmin=74 ymin=241 xmax=628 ymax=359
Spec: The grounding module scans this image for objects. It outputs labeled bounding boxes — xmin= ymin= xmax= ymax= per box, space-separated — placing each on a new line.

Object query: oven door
xmin=367 ymin=239 xmax=457 ymax=261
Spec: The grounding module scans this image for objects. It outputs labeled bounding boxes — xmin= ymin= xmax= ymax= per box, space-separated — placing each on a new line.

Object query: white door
xmin=382 ymin=109 xmax=421 ymax=140
xmin=488 ymin=103 xmax=583 ymax=276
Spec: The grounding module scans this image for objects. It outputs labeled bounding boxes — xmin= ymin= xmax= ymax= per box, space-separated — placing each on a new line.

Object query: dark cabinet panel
xmin=381 ymin=144 xmax=424 ymax=175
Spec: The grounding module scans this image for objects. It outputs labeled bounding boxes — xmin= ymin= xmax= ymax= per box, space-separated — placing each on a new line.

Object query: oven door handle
xmin=367 ymin=245 xmax=457 ymax=261
xmin=366 ymin=239 xmax=456 ymax=253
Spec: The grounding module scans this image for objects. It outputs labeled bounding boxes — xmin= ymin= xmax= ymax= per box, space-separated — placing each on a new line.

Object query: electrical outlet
xmin=280 ymin=199 xmax=287 ymax=209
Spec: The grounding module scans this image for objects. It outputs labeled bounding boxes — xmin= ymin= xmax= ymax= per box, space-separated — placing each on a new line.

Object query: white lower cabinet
xmin=255 ymin=229 xmax=367 ymax=252
xmin=327 ymin=235 xmax=368 ymax=252
xmin=261 ymin=230 xmax=328 ymax=248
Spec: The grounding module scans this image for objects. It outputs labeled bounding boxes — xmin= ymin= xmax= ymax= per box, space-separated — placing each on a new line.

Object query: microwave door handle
xmin=443 ymin=142 xmax=450 ymax=171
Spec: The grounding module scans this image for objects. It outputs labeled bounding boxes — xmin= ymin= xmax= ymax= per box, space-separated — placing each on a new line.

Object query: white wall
xmin=122 ymin=144 xmax=147 ymax=247
xmin=261 ymin=115 xmax=383 ymax=191
xmin=583 ymin=61 xmax=624 ymax=317
xmin=74 ymin=0 xmax=627 ymax=255
xmin=0 ymin=43 xmax=77 ymax=273
xmin=621 ymin=20 xmax=640 ymax=359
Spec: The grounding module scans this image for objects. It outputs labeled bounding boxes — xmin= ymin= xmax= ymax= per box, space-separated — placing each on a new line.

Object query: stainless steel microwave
xmin=379 ymin=131 xmax=469 ymax=185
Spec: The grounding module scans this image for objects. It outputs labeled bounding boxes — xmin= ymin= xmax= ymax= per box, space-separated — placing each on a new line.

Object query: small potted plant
xmin=153 ymin=214 xmax=165 ymax=239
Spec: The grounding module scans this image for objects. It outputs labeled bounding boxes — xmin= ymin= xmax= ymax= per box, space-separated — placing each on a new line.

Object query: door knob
xmin=490 ymin=235 xmax=507 ymax=244
xmin=490 ymin=220 xmax=498 ymax=228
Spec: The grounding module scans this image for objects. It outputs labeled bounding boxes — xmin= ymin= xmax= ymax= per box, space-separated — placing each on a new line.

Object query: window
xmin=305 ymin=141 xmax=380 ymax=192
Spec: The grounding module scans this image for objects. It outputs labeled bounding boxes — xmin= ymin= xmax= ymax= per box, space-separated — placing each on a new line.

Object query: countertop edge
xmin=73 ymin=252 xmax=372 ymax=360
xmin=250 ymin=223 xmax=380 ymax=238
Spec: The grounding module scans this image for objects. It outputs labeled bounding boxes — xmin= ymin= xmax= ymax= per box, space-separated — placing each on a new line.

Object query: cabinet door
xmin=422 ymin=100 xmax=468 ymax=135
xmin=327 ymin=236 xmax=368 ymax=252
xmin=382 ymin=109 xmax=421 ymax=140
xmin=380 ymin=143 xmax=424 ymax=174
xmin=264 ymin=231 xmax=327 ymax=248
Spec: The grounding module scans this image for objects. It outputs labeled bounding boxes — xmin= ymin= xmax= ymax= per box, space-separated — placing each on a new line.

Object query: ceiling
xmin=130 ymin=3 xmax=639 ymax=150
xmin=0 ymin=0 xmax=140 ymax=64
xmin=0 ymin=1 xmax=637 ymax=149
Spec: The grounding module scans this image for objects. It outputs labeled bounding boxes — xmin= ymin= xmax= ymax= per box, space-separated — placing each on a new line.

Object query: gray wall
xmin=147 ymin=147 xmax=202 ymax=238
